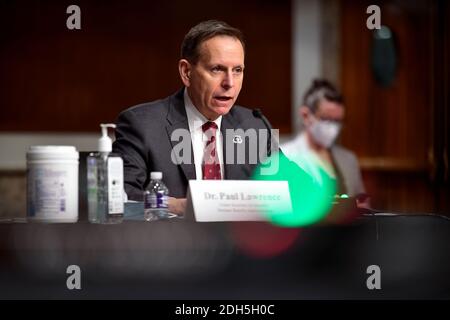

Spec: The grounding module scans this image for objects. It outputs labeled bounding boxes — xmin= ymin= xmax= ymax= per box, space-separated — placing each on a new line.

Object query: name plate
xmin=186 ymin=180 xmax=292 ymax=222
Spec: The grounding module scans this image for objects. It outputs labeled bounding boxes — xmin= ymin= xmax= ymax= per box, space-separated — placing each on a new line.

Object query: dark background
xmin=0 ymin=0 xmax=449 ymax=214
xmin=0 ymin=0 xmax=292 ymax=133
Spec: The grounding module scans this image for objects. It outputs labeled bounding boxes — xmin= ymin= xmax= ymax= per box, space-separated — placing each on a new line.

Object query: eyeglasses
xmin=311 ymin=114 xmax=343 ymax=125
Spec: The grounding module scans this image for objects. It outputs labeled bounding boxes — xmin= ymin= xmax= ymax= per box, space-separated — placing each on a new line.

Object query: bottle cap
xmin=150 ymin=172 xmax=162 ymax=180
xmin=98 ymin=124 xmax=116 ymax=152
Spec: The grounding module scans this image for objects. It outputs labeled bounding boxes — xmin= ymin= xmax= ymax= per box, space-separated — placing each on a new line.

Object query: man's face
xmin=182 ymin=36 xmax=245 ymax=120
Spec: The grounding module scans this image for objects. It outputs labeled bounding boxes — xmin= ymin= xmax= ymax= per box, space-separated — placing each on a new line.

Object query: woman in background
xmin=281 ymin=79 xmax=370 ymax=209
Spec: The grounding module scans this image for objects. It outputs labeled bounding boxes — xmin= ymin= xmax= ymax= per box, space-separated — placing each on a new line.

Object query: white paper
xmin=187 ymin=180 xmax=292 ymax=222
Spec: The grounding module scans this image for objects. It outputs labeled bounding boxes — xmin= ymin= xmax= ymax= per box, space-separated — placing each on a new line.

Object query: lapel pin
xmin=233 ymin=135 xmax=243 ymax=144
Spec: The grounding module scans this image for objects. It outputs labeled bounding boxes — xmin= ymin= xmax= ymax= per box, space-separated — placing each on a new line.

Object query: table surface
xmin=0 ymin=214 xmax=449 ymax=299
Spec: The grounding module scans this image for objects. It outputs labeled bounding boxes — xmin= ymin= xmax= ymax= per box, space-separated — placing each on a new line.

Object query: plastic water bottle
xmin=144 ymin=172 xmax=169 ymax=221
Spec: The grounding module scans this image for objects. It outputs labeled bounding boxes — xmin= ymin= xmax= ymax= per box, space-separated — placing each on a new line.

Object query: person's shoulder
xmin=332 ymin=144 xmax=359 ymax=163
xmin=229 ymin=104 xmax=253 ymax=118
xmin=228 ymin=104 xmax=266 ymax=129
xmin=281 ymin=134 xmax=309 ymax=160
xmin=118 ymin=95 xmax=171 ymax=119
xmin=280 ymin=137 xmax=299 ymax=156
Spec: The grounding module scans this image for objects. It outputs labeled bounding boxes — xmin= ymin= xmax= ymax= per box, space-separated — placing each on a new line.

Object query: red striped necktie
xmin=202 ymin=121 xmax=222 ymax=180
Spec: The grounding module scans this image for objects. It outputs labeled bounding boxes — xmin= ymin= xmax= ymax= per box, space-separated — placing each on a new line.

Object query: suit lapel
xmin=330 ymin=147 xmax=348 ymax=195
xmin=221 ymin=112 xmax=241 ymax=179
xmin=165 ymin=88 xmax=196 ymax=181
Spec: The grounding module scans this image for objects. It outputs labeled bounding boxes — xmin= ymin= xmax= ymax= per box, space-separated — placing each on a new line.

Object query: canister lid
xmin=27 ymin=145 xmax=79 ymax=160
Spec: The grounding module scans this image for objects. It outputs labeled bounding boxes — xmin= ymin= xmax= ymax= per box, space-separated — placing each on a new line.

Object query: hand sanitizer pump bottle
xmin=87 ymin=124 xmax=124 ymax=224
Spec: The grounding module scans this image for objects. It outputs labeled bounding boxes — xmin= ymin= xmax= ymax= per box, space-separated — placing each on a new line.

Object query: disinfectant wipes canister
xmin=27 ymin=145 xmax=79 ymax=223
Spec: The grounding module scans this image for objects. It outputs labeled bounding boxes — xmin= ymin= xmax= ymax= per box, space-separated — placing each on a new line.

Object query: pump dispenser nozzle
xmin=98 ymin=123 xmax=116 ymax=152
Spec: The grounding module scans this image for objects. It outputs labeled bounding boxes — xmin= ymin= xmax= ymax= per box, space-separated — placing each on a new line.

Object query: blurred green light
xmin=252 ymin=152 xmax=336 ymax=227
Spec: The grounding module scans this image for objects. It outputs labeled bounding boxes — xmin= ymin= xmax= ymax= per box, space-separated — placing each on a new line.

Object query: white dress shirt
xmin=184 ymin=89 xmax=224 ymax=180
xmin=281 ymin=132 xmax=336 ymax=183
xmin=281 ymin=132 xmax=366 ymax=196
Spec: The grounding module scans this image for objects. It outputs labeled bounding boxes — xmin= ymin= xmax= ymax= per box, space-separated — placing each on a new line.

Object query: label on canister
xmin=27 ymin=146 xmax=79 ymax=223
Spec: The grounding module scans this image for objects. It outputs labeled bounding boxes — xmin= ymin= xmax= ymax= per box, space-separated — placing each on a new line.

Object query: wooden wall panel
xmin=340 ymin=0 xmax=432 ymax=164
xmin=0 ymin=0 xmax=292 ymax=133
xmin=340 ymin=0 xmax=449 ymax=213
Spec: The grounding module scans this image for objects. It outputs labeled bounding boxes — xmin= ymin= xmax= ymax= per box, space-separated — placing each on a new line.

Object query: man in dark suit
xmin=113 ymin=20 xmax=273 ymax=214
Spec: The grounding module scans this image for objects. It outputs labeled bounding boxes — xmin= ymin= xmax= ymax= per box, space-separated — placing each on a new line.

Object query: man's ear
xmin=178 ymin=59 xmax=191 ymax=87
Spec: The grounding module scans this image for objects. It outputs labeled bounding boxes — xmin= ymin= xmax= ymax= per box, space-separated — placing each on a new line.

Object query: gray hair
xmin=303 ymin=79 xmax=344 ymax=113
xmin=181 ymin=20 xmax=245 ymax=64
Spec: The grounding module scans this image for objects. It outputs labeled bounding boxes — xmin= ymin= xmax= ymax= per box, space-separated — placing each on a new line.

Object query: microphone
xmin=252 ymin=108 xmax=273 ymax=157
